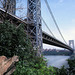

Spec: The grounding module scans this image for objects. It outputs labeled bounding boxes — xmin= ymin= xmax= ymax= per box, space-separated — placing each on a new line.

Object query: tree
xmin=0 ymin=20 xmax=34 ymax=60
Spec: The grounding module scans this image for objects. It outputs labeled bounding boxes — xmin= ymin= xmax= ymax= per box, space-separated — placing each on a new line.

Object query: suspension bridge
xmin=0 ymin=0 xmax=74 ymax=56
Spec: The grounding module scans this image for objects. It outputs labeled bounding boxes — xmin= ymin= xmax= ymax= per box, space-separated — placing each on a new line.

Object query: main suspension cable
xmin=41 ymin=17 xmax=55 ymax=38
xmin=44 ymin=0 xmax=67 ymax=44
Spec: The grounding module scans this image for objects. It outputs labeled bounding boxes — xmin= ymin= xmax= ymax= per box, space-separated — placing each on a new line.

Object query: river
xmin=44 ymin=55 xmax=70 ymax=68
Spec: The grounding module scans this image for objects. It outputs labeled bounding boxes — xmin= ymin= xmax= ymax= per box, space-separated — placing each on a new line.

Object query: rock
xmin=0 ymin=56 xmax=19 ymax=75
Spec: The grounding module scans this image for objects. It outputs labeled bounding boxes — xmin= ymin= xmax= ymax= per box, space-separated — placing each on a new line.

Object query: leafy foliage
xmin=13 ymin=56 xmax=57 ymax=75
xmin=67 ymin=57 xmax=75 ymax=75
xmin=0 ymin=20 xmax=33 ymax=59
xmin=0 ymin=21 xmax=75 ymax=75
xmin=0 ymin=21 xmax=57 ymax=75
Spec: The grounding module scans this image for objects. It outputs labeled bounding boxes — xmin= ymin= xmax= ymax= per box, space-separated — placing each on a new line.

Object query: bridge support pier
xmin=27 ymin=0 xmax=42 ymax=56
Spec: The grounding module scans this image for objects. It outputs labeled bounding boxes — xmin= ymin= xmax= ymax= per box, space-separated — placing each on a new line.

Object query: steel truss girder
xmin=43 ymin=31 xmax=73 ymax=52
xmin=27 ymin=0 xmax=42 ymax=56
xmin=2 ymin=0 xmax=16 ymax=15
xmin=0 ymin=8 xmax=73 ymax=53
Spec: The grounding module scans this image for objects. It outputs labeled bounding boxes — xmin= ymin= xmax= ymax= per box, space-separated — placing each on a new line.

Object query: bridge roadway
xmin=42 ymin=31 xmax=73 ymax=51
xmin=0 ymin=8 xmax=73 ymax=52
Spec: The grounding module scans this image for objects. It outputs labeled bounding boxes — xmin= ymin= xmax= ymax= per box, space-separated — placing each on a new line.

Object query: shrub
xmin=0 ymin=20 xmax=33 ymax=60
xmin=2 ymin=20 xmax=74 ymax=75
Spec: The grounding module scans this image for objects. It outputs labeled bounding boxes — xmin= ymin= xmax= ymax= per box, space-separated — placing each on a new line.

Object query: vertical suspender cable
xmin=44 ymin=0 xmax=67 ymax=44
xmin=41 ymin=17 xmax=55 ymax=38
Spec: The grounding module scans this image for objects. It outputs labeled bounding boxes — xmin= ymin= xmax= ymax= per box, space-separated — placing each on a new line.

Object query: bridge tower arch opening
xmin=69 ymin=40 xmax=74 ymax=53
xmin=27 ymin=0 xmax=42 ymax=56
xmin=69 ymin=40 xmax=74 ymax=49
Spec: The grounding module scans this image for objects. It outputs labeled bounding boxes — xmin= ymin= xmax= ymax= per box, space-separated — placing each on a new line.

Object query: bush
xmin=13 ymin=56 xmax=57 ymax=75
xmin=67 ymin=58 xmax=75 ymax=75
xmin=1 ymin=20 xmax=75 ymax=75
xmin=0 ymin=21 xmax=57 ymax=75
xmin=0 ymin=20 xmax=33 ymax=60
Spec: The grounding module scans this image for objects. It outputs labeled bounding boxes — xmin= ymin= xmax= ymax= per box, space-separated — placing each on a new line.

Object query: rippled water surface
xmin=44 ymin=55 xmax=70 ymax=68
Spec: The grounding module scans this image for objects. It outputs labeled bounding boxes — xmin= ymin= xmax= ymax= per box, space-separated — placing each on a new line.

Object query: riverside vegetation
xmin=0 ymin=21 xmax=75 ymax=75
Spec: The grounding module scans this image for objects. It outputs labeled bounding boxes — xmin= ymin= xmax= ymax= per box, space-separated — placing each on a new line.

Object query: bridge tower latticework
xmin=69 ymin=40 xmax=74 ymax=49
xmin=3 ymin=0 xmax=16 ymax=15
xmin=69 ymin=40 xmax=75 ymax=53
xmin=27 ymin=0 xmax=42 ymax=56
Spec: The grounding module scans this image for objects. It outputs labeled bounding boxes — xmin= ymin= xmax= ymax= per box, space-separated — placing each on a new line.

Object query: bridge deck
xmin=43 ymin=31 xmax=73 ymax=51
xmin=0 ymin=8 xmax=73 ymax=52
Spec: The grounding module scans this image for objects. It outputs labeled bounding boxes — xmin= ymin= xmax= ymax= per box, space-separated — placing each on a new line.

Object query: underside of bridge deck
xmin=0 ymin=8 xmax=73 ymax=53
xmin=42 ymin=31 xmax=73 ymax=52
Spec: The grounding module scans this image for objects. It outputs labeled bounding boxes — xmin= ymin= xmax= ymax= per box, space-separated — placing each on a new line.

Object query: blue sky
xmin=16 ymin=0 xmax=75 ymax=49
xmin=41 ymin=0 xmax=75 ymax=49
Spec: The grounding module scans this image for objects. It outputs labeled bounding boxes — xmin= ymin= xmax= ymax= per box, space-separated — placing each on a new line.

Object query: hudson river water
xmin=44 ymin=55 xmax=70 ymax=68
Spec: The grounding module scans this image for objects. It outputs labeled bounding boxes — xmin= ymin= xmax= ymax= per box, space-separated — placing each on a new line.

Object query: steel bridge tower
xmin=27 ymin=0 xmax=42 ymax=56
xmin=3 ymin=0 xmax=16 ymax=15
xmin=69 ymin=40 xmax=74 ymax=49
xmin=69 ymin=40 xmax=75 ymax=53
